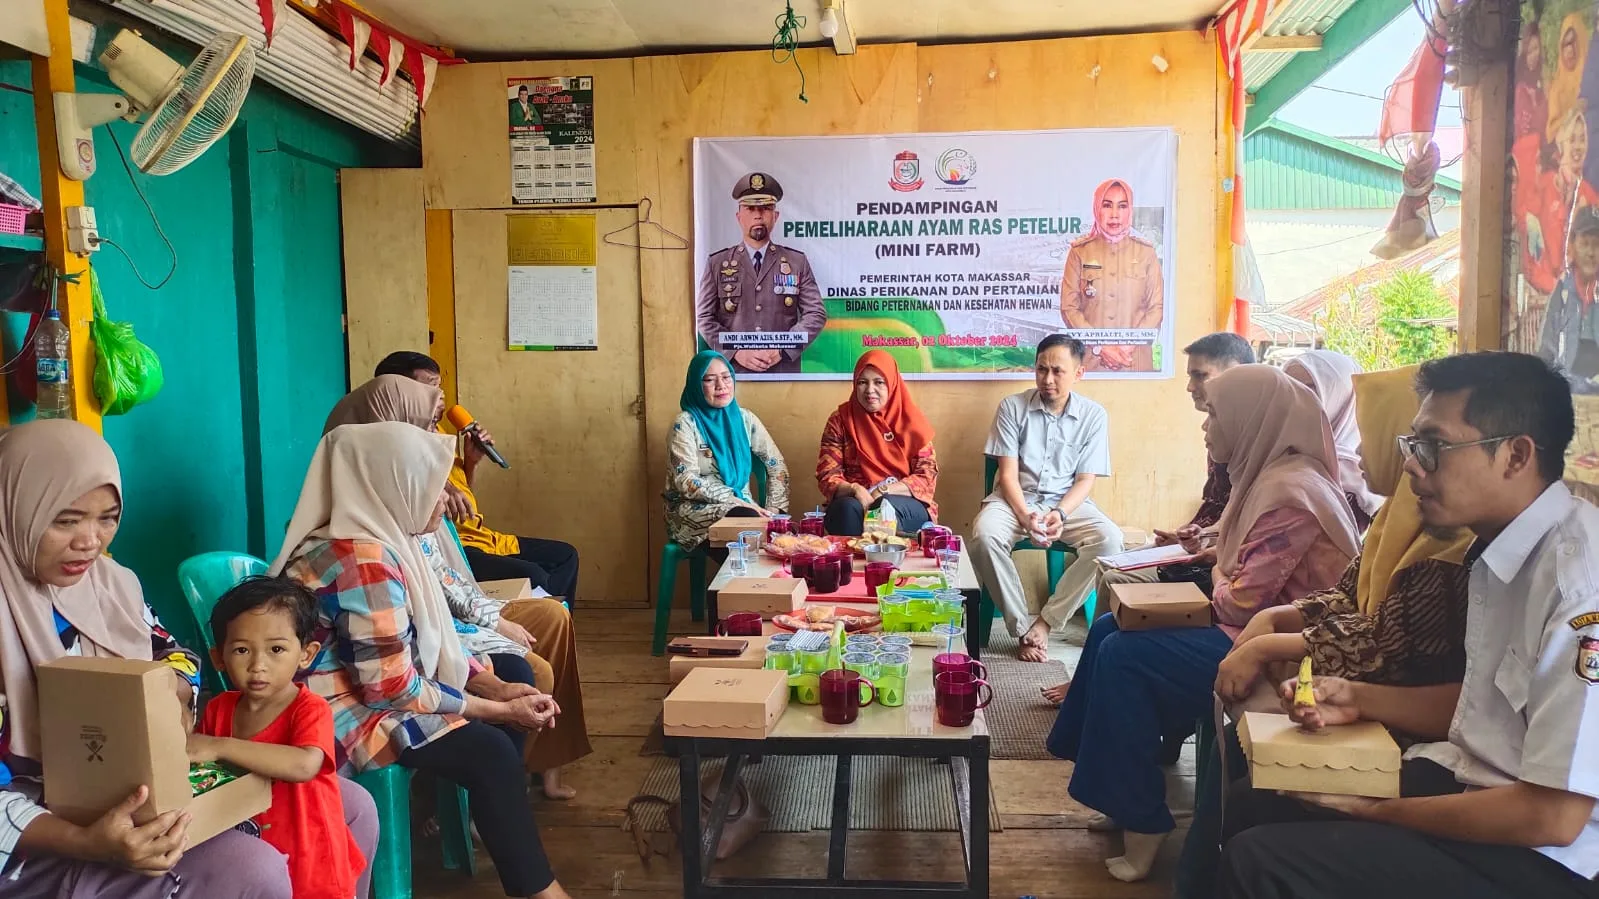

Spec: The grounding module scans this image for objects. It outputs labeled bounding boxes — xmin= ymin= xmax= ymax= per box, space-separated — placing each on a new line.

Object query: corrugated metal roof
xmin=1242 ymin=0 xmax=1362 ymax=90
xmin=1245 ymin=120 xmax=1462 ymax=209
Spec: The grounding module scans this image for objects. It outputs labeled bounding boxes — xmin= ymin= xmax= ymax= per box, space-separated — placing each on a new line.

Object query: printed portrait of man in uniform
xmin=695 ymin=171 xmax=827 ymax=376
xmin=1058 ymin=177 xmax=1166 ymax=373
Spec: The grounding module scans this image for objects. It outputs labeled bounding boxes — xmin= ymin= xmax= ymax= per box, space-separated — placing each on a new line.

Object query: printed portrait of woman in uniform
xmin=1058 ymin=177 xmax=1166 ymax=372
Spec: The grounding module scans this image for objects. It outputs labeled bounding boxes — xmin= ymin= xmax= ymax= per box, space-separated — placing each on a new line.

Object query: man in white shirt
xmin=1220 ymin=351 xmax=1599 ymax=899
xmin=971 ymin=334 xmax=1124 ymax=662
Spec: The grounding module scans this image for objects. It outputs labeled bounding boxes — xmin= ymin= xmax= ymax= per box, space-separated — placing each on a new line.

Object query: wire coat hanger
xmin=603 ymin=198 xmax=689 ymax=250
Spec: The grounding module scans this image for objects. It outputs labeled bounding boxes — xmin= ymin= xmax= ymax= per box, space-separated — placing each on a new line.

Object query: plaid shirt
xmin=816 ymin=407 xmax=940 ymax=519
xmin=1188 ymin=459 xmax=1232 ymax=530
xmin=285 ymin=538 xmax=480 ymax=774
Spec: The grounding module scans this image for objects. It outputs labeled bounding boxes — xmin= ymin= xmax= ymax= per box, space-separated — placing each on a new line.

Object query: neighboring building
xmin=1246 ymin=119 xmax=1462 ymax=325
xmin=1253 ymin=228 xmax=1461 ymax=349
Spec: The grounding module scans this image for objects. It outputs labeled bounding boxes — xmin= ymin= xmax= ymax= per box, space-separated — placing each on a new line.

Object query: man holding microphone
xmin=373 ymin=351 xmax=581 ymax=604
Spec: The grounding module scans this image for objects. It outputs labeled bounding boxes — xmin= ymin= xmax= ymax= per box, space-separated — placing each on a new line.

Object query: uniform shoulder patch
xmin=1568 ymin=611 xmax=1599 ymax=631
xmin=1578 ymin=636 xmax=1599 ymax=685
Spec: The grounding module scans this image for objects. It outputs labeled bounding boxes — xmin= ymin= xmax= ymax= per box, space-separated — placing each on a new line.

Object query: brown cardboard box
xmin=707 ymin=517 xmax=764 ymax=548
xmin=667 ymin=638 xmax=767 ymax=685
xmin=663 ymin=667 xmax=789 ymax=739
xmin=479 ymin=577 xmax=534 ymax=603
xmin=719 ymin=577 xmax=808 ymax=618
xmin=1107 ymin=581 xmax=1212 ymax=630
xmin=38 ymin=658 xmax=272 ymax=844
xmin=1238 ymin=712 xmax=1401 ymax=799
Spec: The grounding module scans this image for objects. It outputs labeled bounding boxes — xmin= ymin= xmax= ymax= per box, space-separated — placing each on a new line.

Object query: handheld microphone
xmin=445 ymin=405 xmax=509 ymax=469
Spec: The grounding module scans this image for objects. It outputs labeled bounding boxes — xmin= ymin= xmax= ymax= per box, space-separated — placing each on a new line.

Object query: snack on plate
xmin=765 ymin=533 xmax=834 ymax=558
xmin=773 ymin=605 xmax=882 ymax=633
xmin=847 ymin=532 xmax=910 ymax=554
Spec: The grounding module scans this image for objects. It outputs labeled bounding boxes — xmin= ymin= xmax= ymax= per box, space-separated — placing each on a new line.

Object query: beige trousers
xmin=970 ymin=500 xmax=1124 ymax=638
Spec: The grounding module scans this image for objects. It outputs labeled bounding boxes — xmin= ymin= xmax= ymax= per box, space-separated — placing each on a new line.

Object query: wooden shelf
xmin=0 ymin=233 xmax=44 ymax=254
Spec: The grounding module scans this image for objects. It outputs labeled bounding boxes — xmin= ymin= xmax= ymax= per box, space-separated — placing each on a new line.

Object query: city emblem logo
xmin=889 ymin=150 xmax=924 ymax=192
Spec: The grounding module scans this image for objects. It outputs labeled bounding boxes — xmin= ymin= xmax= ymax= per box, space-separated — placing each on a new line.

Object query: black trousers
xmin=487 ymin=653 xmax=535 ymax=757
xmin=1220 ymin=759 xmax=1599 ymax=899
xmin=400 ymin=721 xmax=554 ymax=896
xmin=464 ymin=537 xmax=580 ymax=605
xmin=823 ymin=494 xmax=931 ymax=536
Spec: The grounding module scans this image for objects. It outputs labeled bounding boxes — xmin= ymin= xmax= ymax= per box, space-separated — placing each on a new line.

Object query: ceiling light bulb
xmin=820 ymin=7 xmax=839 ymax=38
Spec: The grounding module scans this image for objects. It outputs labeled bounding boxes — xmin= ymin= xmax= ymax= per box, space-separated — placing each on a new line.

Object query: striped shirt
xmin=284 ymin=538 xmax=482 ymax=775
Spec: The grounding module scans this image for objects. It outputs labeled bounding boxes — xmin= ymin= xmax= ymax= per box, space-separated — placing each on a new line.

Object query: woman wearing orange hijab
xmin=817 ymin=350 xmax=939 ymax=535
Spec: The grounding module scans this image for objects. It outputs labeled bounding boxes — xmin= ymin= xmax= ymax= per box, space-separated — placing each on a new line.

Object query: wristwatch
xmin=869 ymin=477 xmax=899 ymax=499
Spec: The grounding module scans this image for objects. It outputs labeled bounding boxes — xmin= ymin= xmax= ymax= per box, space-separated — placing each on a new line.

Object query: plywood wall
xmin=340 ymin=168 xmax=428 ymax=388
xmin=420 ymin=33 xmax=1221 ymax=604
xmin=450 ymin=209 xmax=649 ymax=602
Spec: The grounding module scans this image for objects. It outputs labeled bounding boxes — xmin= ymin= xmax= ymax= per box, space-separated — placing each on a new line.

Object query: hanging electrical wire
xmin=772 ymin=1 xmax=809 ymax=103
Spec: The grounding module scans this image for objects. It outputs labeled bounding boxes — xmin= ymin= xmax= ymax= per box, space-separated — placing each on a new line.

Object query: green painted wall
xmin=0 ymin=54 xmax=414 ymax=651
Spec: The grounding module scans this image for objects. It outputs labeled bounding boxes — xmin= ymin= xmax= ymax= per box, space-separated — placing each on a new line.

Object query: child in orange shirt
xmin=189 ymin=576 xmax=365 ymax=899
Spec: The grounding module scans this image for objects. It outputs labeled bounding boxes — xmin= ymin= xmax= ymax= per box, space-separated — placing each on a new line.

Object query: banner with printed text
xmin=692 ymin=129 xmax=1178 ymax=380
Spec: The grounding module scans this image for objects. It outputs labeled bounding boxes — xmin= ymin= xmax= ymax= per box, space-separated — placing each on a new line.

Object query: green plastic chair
xmin=354 ymin=764 xmax=476 ymax=898
xmin=176 ymin=551 xmax=477 ymax=897
xmin=176 ymin=552 xmax=270 ymax=693
xmin=977 ymin=456 xmax=1096 ymax=648
xmin=653 ymin=460 xmax=768 ymax=655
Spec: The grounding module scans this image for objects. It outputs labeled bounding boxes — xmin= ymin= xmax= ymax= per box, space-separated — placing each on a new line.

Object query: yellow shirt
xmin=447 ymin=461 xmax=520 ymax=556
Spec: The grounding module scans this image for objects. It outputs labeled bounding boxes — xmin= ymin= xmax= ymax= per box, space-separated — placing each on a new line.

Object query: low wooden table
xmin=665 ymin=639 xmax=990 ymax=898
xmin=705 ymin=545 xmax=986 ymax=661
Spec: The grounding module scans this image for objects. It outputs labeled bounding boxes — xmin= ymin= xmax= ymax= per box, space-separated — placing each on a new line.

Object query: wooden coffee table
xmin=665 ymin=638 xmax=990 ymax=898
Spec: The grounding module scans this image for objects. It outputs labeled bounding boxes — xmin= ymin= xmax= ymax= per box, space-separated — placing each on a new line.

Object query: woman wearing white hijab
xmin=0 ymin=420 xmax=297 ymax=898
xmin=274 ymin=421 xmax=572 ymax=899
xmin=1283 ymin=350 xmax=1384 ymax=528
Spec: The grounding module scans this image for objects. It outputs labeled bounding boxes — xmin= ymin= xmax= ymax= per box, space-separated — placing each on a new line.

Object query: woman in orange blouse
xmin=817 ymin=350 xmax=939 ymax=535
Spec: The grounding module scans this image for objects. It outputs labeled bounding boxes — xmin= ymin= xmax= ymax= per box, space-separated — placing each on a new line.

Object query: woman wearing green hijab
xmin=664 ymin=351 xmax=790 ymax=552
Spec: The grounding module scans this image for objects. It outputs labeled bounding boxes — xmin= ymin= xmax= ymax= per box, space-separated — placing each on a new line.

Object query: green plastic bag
xmin=89 ymin=268 xmax=163 ymax=415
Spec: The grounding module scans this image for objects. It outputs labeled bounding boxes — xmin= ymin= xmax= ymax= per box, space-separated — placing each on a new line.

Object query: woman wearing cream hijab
xmin=322 ymin=373 xmax=445 ymax=434
xmin=1216 ymin=364 xmax=1473 ymax=700
xmin=323 ymin=377 xmax=592 ymax=798
xmin=1046 ymin=365 xmax=1357 ymax=883
xmin=274 ymin=422 xmax=572 ymax=899
xmin=0 ymin=420 xmax=301 ymax=898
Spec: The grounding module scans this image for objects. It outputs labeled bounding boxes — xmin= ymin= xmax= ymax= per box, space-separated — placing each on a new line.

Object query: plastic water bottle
xmin=35 ymin=309 xmax=74 ymax=420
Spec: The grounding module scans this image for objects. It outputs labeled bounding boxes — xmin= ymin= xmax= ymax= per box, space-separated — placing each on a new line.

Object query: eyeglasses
xmin=1395 ymin=434 xmax=1522 ymax=473
xmin=701 ymin=374 xmax=734 ymax=387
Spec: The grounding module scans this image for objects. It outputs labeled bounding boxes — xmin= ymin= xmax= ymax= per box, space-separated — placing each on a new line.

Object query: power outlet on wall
xmin=66 ymin=205 xmax=100 ymax=254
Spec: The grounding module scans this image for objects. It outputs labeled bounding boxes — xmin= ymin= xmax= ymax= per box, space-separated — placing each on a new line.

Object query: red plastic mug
xmin=788 ymin=551 xmax=818 ymax=580
xmin=828 ymin=550 xmax=854 ymax=586
xmin=921 ymin=526 xmax=954 ymax=558
xmin=820 ymin=668 xmax=877 ymax=725
xmin=932 ymin=652 xmax=988 ymax=681
xmin=933 ymin=670 xmax=992 ymax=727
xmin=863 ymin=562 xmax=895 ymax=595
xmin=715 ymin=612 xmax=763 ymax=637
xmin=807 ymin=554 xmax=841 ymax=594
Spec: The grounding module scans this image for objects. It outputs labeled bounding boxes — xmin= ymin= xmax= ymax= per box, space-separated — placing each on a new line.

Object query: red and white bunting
xmin=255 ymin=0 xmax=288 ymax=44
xmin=403 ymin=45 xmax=440 ymax=109
xmin=334 ymin=6 xmax=372 ymax=71
xmin=368 ymin=28 xmax=404 ymax=88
